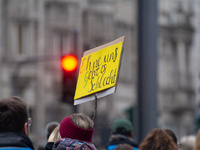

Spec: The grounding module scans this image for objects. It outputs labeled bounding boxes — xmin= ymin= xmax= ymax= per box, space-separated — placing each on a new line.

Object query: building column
xmin=34 ymin=0 xmax=46 ymax=148
xmin=177 ymin=39 xmax=187 ymax=87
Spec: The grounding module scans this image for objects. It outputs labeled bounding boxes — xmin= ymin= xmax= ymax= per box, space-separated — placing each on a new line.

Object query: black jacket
xmin=44 ymin=142 xmax=54 ymax=150
xmin=0 ymin=132 xmax=34 ymax=150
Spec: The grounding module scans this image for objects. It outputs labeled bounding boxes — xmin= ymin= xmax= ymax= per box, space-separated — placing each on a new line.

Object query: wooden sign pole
xmin=92 ymin=94 xmax=98 ymax=121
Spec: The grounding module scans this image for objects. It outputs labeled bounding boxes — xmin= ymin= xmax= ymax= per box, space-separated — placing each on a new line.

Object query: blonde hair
xmin=70 ymin=113 xmax=94 ymax=130
xmin=48 ymin=126 xmax=61 ymax=142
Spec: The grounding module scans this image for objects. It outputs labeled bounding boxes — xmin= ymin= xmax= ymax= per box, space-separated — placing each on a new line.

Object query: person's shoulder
xmin=106 ymin=139 xmax=138 ymax=150
xmin=0 ymin=147 xmax=33 ymax=150
xmin=108 ymin=138 xmax=138 ymax=147
xmin=55 ymin=148 xmax=66 ymax=150
xmin=107 ymin=144 xmax=118 ymax=150
xmin=133 ymin=146 xmax=139 ymax=150
xmin=44 ymin=142 xmax=54 ymax=150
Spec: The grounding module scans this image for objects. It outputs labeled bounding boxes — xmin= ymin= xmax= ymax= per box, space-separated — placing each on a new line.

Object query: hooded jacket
xmin=106 ymin=134 xmax=138 ymax=150
xmin=53 ymin=138 xmax=97 ymax=150
xmin=0 ymin=132 xmax=34 ymax=150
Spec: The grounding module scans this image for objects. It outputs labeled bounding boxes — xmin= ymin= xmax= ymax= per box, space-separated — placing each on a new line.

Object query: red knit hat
xmin=59 ymin=116 xmax=94 ymax=143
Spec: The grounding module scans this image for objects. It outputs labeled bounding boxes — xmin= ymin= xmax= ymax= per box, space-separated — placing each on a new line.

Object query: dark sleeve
xmin=56 ymin=147 xmax=66 ymax=150
xmin=44 ymin=142 xmax=54 ymax=150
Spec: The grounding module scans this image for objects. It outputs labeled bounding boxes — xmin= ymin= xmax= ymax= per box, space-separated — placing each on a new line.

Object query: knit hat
xmin=59 ymin=116 xmax=94 ymax=143
xmin=112 ymin=119 xmax=133 ymax=134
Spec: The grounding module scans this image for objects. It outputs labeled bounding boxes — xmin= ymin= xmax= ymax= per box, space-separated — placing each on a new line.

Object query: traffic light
xmin=61 ymin=54 xmax=78 ymax=104
xmin=61 ymin=55 xmax=78 ymax=72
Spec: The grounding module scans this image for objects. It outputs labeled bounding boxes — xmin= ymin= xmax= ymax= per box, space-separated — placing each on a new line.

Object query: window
xmin=17 ymin=24 xmax=30 ymax=55
xmin=171 ymin=41 xmax=178 ymax=89
xmin=53 ymin=33 xmax=72 ymax=56
xmin=12 ymin=23 xmax=30 ymax=56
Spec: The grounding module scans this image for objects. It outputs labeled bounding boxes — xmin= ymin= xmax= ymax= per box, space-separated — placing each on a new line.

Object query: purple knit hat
xmin=59 ymin=116 xmax=94 ymax=143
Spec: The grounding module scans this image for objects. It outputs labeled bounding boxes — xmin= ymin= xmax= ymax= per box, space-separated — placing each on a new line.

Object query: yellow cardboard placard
xmin=74 ymin=36 xmax=125 ymax=100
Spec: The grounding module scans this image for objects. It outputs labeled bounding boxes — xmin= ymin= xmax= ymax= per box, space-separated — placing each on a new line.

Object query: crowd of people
xmin=0 ymin=96 xmax=199 ymax=150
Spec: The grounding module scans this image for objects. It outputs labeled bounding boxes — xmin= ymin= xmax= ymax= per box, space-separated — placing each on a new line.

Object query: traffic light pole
xmin=137 ymin=0 xmax=158 ymax=143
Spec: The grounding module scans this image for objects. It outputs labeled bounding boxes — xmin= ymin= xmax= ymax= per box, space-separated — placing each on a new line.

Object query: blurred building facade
xmin=0 ymin=0 xmax=199 ymax=149
xmin=158 ymin=0 xmax=197 ymax=139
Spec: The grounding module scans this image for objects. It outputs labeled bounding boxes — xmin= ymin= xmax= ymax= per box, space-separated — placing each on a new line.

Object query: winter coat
xmin=106 ymin=134 xmax=138 ymax=150
xmin=45 ymin=142 xmax=54 ymax=150
xmin=53 ymin=138 xmax=97 ymax=150
xmin=0 ymin=132 xmax=35 ymax=150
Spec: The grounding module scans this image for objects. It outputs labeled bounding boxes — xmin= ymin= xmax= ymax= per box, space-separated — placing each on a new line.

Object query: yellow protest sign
xmin=74 ymin=36 xmax=125 ymax=101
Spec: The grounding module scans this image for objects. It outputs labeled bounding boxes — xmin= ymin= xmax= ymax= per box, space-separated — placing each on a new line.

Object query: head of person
xmin=181 ymin=135 xmax=196 ymax=150
xmin=45 ymin=121 xmax=60 ymax=140
xmin=114 ymin=143 xmax=134 ymax=150
xmin=48 ymin=126 xmax=61 ymax=142
xmin=164 ymin=129 xmax=178 ymax=144
xmin=0 ymin=96 xmax=29 ymax=135
xmin=111 ymin=118 xmax=133 ymax=137
xmin=59 ymin=113 xmax=94 ymax=143
xmin=139 ymin=128 xmax=179 ymax=150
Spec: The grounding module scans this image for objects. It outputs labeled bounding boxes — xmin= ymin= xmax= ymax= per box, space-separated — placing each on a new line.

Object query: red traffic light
xmin=61 ymin=54 xmax=78 ymax=71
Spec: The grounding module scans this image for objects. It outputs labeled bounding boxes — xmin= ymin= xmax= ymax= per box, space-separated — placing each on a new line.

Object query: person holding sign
xmin=53 ymin=113 xmax=97 ymax=150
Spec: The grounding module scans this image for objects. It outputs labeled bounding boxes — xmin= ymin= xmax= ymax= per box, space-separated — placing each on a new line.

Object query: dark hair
xmin=139 ymin=129 xmax=178 ymax=150
xmin=46 ymin=122 xmax=59 ymax=140
xmin=164 ymin=129 xmax=177 ymax=144
xmin=114 ymin=127 xmax=132 ymax=137
xmin=114 ymin=144 xmax=133 ymax=150
xmin=0 ymin=96 xmax=28 ymax=133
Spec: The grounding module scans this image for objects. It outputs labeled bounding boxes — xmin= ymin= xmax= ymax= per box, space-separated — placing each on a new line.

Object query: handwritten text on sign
xmin=74 ymin=42 xmax=123 ymax=100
